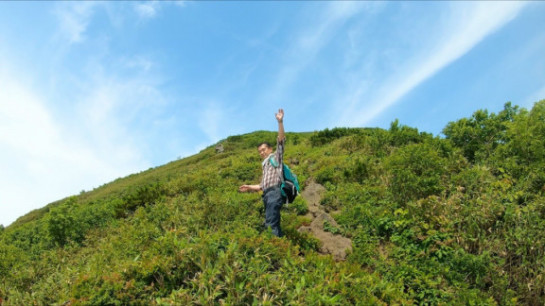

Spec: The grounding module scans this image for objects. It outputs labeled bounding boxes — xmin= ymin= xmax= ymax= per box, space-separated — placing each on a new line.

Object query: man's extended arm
xmin=239 ymin=184 xmax=261 ymax=192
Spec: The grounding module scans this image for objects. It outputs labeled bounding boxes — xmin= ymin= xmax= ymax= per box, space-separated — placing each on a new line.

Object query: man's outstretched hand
xmin=239 ymin=184 xmax=260 ymax=193
xmin=239 ymin=185 xmax=251 ymax=192
xmin=275 ymin=109 xmax=284 ymax=122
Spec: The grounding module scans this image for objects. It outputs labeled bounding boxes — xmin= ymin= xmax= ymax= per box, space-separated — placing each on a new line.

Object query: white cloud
xmin=338 ymin=2 xmax=528 ymax=127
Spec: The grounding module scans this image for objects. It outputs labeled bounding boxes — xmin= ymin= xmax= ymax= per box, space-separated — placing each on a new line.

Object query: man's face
xmin=258 ymin=144 xmax=273 ymax=159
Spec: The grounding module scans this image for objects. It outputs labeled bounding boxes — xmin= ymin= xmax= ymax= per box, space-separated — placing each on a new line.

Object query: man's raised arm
xmin=276 ymin=109 xmax=285 ymax=141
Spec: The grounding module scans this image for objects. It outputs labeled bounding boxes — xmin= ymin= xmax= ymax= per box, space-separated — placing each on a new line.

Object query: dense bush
xmin=442 ymin=102 xmax=518 ymax=163
xmin=386 ymin=142 xmax=448 ymax=204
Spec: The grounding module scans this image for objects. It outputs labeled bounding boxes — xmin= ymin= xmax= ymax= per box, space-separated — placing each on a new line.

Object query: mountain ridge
xmin=1 ymin=100 xmax=544 ymax=304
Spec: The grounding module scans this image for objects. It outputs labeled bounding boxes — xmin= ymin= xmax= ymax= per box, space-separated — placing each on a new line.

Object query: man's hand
xmin=239 ymin=185 xmax=251 ymax=192
xmin=275 ymin=109 xmax=284 ymax=122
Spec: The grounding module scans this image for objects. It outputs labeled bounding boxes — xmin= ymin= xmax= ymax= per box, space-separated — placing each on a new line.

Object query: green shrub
xmin=121 ymin=181 xmax=165 ymax=214
xmin=310 ymin=127 xmax=362 ymax=146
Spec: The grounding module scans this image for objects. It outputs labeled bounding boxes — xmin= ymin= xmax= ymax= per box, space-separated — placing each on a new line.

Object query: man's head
xmin=257 ymin=142 xmax=273 ymax=159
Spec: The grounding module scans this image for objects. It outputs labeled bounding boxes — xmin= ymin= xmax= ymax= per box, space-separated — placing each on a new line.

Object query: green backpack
xmin=270 ymin=156 xmax=300 ymax=203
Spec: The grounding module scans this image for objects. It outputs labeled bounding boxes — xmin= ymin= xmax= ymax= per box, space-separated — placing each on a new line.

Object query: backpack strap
xmin=269 ymin=156 xmax=284 ymax=183
xmin=271 ymin=157 xmax=291 ymax=204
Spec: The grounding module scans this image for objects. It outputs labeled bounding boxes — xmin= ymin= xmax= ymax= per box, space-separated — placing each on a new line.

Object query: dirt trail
xmin=297 ymin=180 xmax=352 ymax=261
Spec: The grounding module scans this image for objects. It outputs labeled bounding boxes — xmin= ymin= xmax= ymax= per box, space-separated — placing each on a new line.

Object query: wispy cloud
xmin=134 ymin=1 xmax=187 ymax=20
xmin=173 ymin=1 xmax=187 ymax=9
xmin=53 ymin=2 xmax=99 ymax=44
xmin=524 ymin=84 xmax=545 ymax=108
xmin=0 ymin=51 xmax=174 ymax=225
xmin=261 ymin=2 xmax=376 ymax=104
xmin=70 ymin=56 xmax=171 ymax=164
xmin=0 ymin=2 xmax=178 ymax=226
xmin=196 ymin=100 xmax=243 ymax=146
xmin=198 ymin=103 xmax=223 ymax=143
xmin=134 ymin=1 xmax=160 ymax=19
xmin=337 ymin=2 xmax=528 ymax=127
xmin=0 ymin=67 xmax=149 ymax=226
xmin=123 ymin=55 xmax=154 ymax=72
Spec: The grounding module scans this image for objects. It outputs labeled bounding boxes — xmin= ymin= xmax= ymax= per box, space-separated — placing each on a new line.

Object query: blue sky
xmin=1 ymin=1 xmax=545 ymax=226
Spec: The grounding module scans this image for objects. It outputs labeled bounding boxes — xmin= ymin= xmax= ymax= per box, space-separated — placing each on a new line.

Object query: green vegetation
xmin=1 ymin=101 xmax=545 ymax=304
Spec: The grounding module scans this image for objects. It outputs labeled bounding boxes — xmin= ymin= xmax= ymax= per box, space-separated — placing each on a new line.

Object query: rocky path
xmin=297 ymin=181 xmax=352 ymax=261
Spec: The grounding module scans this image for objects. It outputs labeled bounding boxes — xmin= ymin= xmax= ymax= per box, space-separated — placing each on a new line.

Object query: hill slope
xmin=1 ymin=101 xmax=544 ymax=304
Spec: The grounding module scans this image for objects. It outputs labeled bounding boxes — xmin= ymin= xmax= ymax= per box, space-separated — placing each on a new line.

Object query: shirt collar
xmin=262 ymin=153 xmax=274 ymax=167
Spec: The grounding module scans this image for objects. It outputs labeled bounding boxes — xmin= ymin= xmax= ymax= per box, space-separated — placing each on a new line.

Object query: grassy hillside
xmin=1 ymin=101 xmax=544 ymax=305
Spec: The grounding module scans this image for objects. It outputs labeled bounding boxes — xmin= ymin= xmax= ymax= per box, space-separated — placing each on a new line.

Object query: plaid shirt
xmin=260 ymin=137 xmax=285 ymax=191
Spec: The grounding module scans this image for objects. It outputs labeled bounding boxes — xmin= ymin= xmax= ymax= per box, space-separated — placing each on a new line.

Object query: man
xmin=239 ymin=109 xmax=286 ymax=237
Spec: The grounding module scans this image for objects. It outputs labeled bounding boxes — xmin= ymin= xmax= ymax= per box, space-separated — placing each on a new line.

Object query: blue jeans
xmin=262 ymin=186 xmax=285 ymax=237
